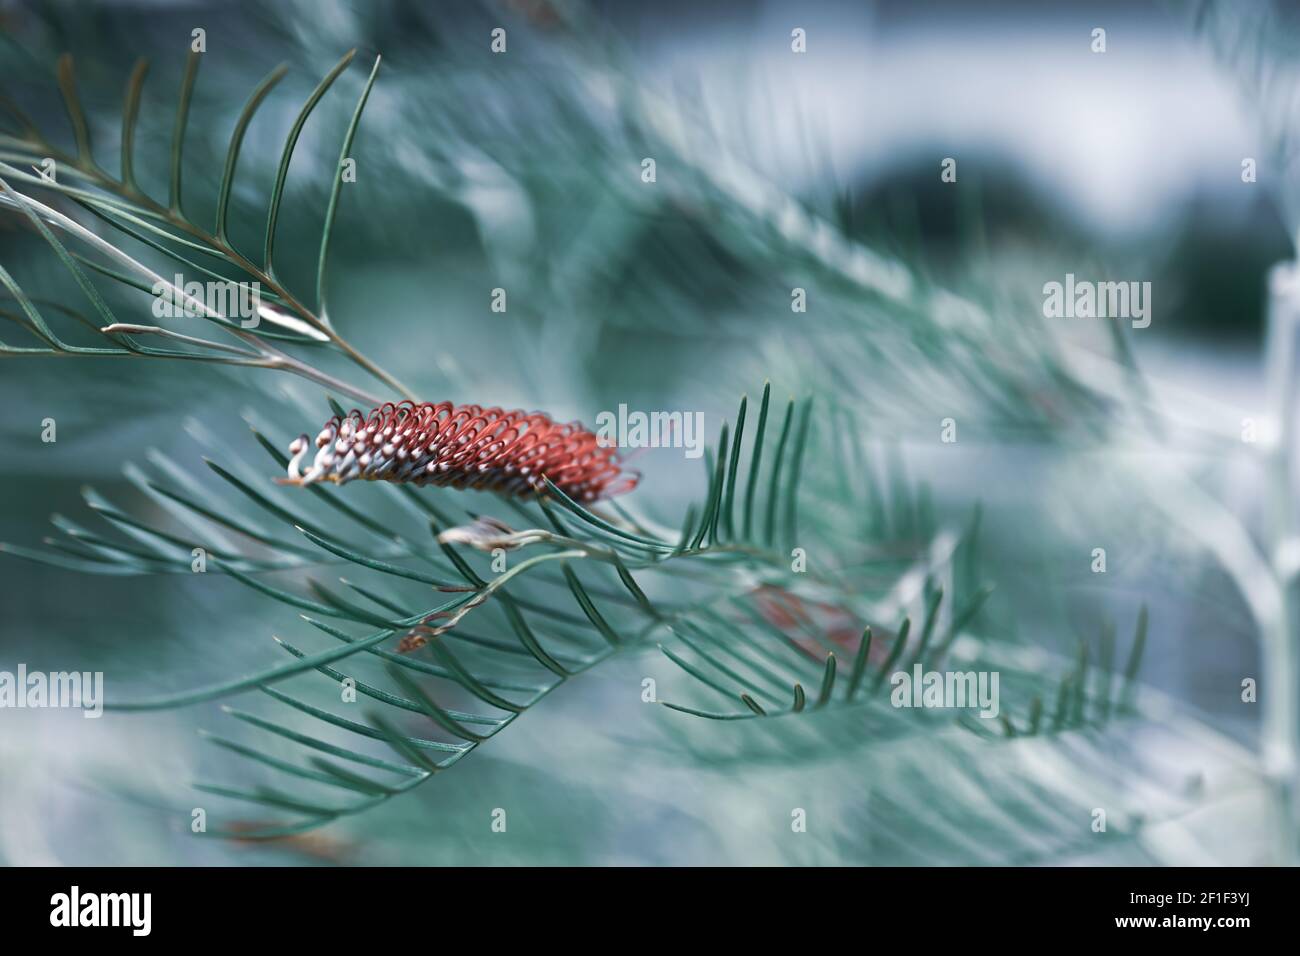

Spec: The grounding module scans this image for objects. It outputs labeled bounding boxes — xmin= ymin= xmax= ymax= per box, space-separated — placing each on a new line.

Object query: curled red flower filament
xmin=280 ymin=400 xmax=638 ymax=503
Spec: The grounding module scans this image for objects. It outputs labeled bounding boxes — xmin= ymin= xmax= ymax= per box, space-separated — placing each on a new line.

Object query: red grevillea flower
xmin=281 ymin=400 xmax=638 ymax=503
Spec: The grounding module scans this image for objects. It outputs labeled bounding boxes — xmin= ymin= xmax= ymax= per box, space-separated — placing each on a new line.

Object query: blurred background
xmin=0 ymin=0 xmax=1296 ymax=864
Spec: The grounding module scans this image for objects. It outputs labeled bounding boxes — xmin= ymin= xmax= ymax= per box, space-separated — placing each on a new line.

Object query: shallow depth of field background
xmin=0 ymin=0 xmax=1293 ymax=864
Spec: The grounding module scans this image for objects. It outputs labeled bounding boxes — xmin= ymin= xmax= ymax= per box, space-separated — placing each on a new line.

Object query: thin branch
xmin=100 ymin=323 xmax=262 ymax=358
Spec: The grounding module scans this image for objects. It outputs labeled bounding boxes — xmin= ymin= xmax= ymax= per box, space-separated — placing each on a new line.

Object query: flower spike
xmin=281 ymin=400 xmax=637 ymax=503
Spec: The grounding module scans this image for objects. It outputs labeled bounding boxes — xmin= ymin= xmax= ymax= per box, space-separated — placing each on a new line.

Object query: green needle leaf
xmin=909 ymin=585 xmax=944 ymax=668
xmin=1119 ymin=605 xmax=1148 ymax=714
xmin=782 ymin=396 xmax=813 ymax=548
xmin=216 ymin=64 xmax=289 ymax=243
xmin=563 ymin=563 xmax=621 ymax=645
xmin=721 ymin=394 xmax=747 ymax=541
xmin=847 ymin=626 xmax=872 ymax=700
xmin=692 ymin=422 xmax=728 ymax=550
xmin=169 ymin=49 xmax=200 ymax=215
xmin=318 ymin=54 xmax=380 ymax=317
xmin=120 ymin=58 xmax=149 ymax=192
xmin=873 ymin=617 xmax=911 ymax=692
xmin=763 ymin=399 xmax=795 ymax=546
xmin=56 ymin=55 xmax=97 ymax=169
xmin=1026 ymin=696 xmax=1043 ymax=736
xmin=265 ymin=49 xmax=356 ymax=274
xmin=742 ymin=382 xmax=771 ymax=540
xmin=816 ymin=654 xmax=837 ymax=708
xmin=386 ymin=665 xmax=489 ymax=743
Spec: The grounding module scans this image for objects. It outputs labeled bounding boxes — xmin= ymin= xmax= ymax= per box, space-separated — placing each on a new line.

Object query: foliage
xmin=0 ymin=7 xmax=1281 ymax=864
